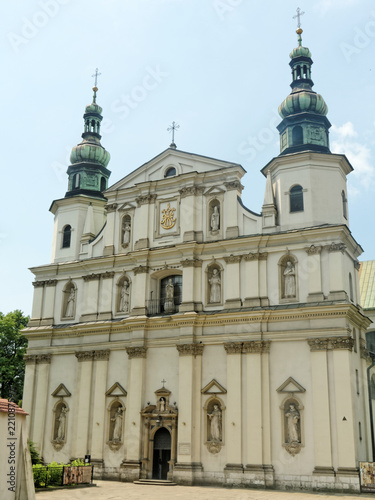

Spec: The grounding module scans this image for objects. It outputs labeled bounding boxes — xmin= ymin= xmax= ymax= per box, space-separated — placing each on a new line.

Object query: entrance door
xmin=152 ymin=427 xmax=171 ymax=480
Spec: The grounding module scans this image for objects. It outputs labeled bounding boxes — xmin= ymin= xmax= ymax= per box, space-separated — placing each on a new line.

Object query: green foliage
xmin=48 ymin=462 xmax=64 ymax=485
xmin=32 ymin=464 xmax=49 ymax=488
xmin=70 ymin=459 xmax=85 ymax=466
xmin=0 ymin=310 xmax=29 ymax=402
xmin=32 ymin=459 xmax=91 ymax=488
xmin=28 ymin=440 xmax=42 ymax=465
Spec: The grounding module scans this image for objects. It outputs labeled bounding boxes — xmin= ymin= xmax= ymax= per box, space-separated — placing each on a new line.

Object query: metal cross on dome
xmin=293 ymin=7 xmax=305 ymax=28
xmin=92 ymin=68 xmax=101 ymax=87
xmin=167 ymin=121 xmax=180 ymax=145
xmin=161 ymin=379 xmax=166 ymax=388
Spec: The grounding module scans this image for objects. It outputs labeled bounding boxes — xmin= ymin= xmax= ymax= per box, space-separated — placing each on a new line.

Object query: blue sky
xmin=2 ymin=0 xmax=375 ymax=315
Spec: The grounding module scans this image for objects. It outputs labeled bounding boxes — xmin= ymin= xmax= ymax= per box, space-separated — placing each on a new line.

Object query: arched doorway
xmin=152 ymin=427 xmax=171 ymax=480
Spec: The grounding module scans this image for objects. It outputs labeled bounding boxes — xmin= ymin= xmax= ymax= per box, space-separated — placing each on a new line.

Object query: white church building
xmin=23 ymin=27 xmax=373 ymax=491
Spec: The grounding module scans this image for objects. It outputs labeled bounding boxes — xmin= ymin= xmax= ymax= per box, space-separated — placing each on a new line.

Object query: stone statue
xmin=164 ymin=278 xmax=174 ymax=313
xmin=211 ymin=206 xmax=220 ymax=231
xmin=209 ymin=269 xmax=221 ymax=303
xmin=283 ymin=261 xmax=296 ymax=298
xmin=119 ymin=281 xmax=130 ymax=313
xmin=111 ymin=407 xmax=123 ymax=442
xmin=208 ymin=404 xmax=222 ymax=441
xmin=123 ymin=223 xmax=131 ymax=245
xmin=56 ymin=407 xmax=67 ymax=441
xmin=285 ymin=404 xmax=300 ymax=443
xmin=159 ymin=397 xmax=166 ymax=412
xmin=65 ymin=288 xmax=76 ymax=317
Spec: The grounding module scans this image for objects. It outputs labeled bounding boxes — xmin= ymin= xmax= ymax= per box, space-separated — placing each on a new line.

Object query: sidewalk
xmin=35 ymin=480 xmax=374 ymax=500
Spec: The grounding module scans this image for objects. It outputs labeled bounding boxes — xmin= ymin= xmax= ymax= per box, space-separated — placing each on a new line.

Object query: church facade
xmin=23 ymin=29 xmax=372 ymax=492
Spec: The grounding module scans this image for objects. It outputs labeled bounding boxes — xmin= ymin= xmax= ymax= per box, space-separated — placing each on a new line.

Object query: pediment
xmin=204 ymin=186 xmax=226 ymax=196
xmin=106 ymin=149 xmax=244 ymax=192
xmin=155 ymin=387 xmax=171 ymax=397
xmin=51 ymin=383 xmax=71 ymax=398
xmin=106 ymin=382 xmax=127 ymax=397
xmin=276 ymin=377 xmax=306 ymax=394
xmin=201 ymin=379 xmax=227 ymax=395
xmin=118 ymin=202 xmax=136 ymax=211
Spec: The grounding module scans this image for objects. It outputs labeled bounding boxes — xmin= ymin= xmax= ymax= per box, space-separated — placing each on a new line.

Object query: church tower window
xmin=164 ymin=167 xmax=176 ymax=178
xmin=289 ymin=185 xmax=304 ymax=212
xmin=72 ymin=173 xmax=80 ymax=190
xmin=342 ymin=191 xmax=347 ymax=219
xmin=62 ymin=225 xmax=71 ymax=248
xmin=100 ymin=176 xmax=106 ymax=191
xmin=292 ymin=126 xmax=303 ymax=146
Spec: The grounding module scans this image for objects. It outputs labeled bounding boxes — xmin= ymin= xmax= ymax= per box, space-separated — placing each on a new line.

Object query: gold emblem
xmin=160 ymin=203 xmax=176 ymax=230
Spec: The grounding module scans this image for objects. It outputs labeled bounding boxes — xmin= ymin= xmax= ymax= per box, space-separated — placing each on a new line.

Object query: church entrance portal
xmin=152 ymin=427 xmax=171 ymax=480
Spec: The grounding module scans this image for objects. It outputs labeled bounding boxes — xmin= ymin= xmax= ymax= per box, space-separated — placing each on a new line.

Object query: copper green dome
xmin=70 ymin=138 xmax=110 ymax=168
xmin=279 ymin=90 xmax=328 ymax=119
xmin=84 ymin=102 xmax=103 ymax=115
xmin=290 ymin=45 xmax=311 ymax=59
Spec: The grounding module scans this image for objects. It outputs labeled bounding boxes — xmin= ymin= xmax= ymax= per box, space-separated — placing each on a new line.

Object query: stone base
xmin=183 ymin=231 xmax=203 ymax=243
xmin=179 ymin=302 xmax=203 ymax=313
xmin=173 ymin=462 xmax=203 ymax=485
xmin=134 ymin=238 xmax=149 ymax=250
xmin=328 ymin=290 xmax=348 ymax=301
xmin=260 ymin=297 xmax=269 ymax=306
xmin=130 ymin=307 xmax=147 ymax=316
xmin=80 ymin=313 xmax=97 ymax=322
xmin=225 ymin=299 xmax=242 ymax=309
xmin=243 ymin=297 xmax=261 ymax=307
xmin=97 ymin=312 xmax=112 ymax=320
xmin=103 ymin=245 xmax=115 ymax=256
xmin=244 ymin=464 xmax=275 ymax=488
xmin=28 ymin=318 xmax=41 ymax=327
xmin=307 ymin=292 xmax=325 ymax=302
xmin=226 ymin=226 xmax=239 ymax=239
xmin=313 ymin=466 xmax=335 ymax=475
xmin=40 ymin=317 xmax=54 ymax=326
xmin=120 ymin=460 xmax=141 ymax=482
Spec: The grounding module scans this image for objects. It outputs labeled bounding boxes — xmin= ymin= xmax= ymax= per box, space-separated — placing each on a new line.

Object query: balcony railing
xmin=146 ymin=295 xmax=182 ymax=316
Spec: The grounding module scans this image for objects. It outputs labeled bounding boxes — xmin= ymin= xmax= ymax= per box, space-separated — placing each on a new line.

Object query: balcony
xmin=146 ymin=295 xmax=182 ymax=316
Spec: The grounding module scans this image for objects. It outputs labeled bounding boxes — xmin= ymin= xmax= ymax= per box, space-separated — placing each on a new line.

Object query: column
xmin=328 ymin=243 xmax=347 ymax=300
xmin=89 ymin=350 xmax=110 ymax=464
xmin=243 ymin=253 xmax=260 ymax=307
xmin=259 ymin=253 xmax=269 ymax=306
xmin=223 ymin=255 xmax=242 ymax=308
xmin=224 ymin=182 xmax=241 ymax=238
xmin=23 ymin=355 xmax=37 ymax=436
xmin=103 ymin=203 xmax=117 ymax=256
xmin=133 ymin=195 xmax=154 ymax=250
xmin=80 ymin=274 xmax=100 ymax=321
xmin=29 ymin=281 xmax=44 ymax=326
xmin=307 ymin=339 xmax=334 ymax=475
xmin=224 ymin=342 xmax=243 ymax=476
xmin=180 ymin=259 xmax=203 ymax=312
xmin=174 ymin=344 xmax=204 ymax=484
xmin=71 ymin=352 xmax=93 ymax=458
xmin=305 ymin=246 xmax=324 ymax=302
xmin=131 ymin=265 xmax=149 ymax=316
xmin=98 ymin=272 xmax=114 ymax=320
xmin=31 ymin=354 xmax=52 ymax=458
xmin=41 ymin=280 xmax=57 ymax=325
xmin=243 ymin=341 xmax=271 ymax=485
xmin=122 ymin=346 xmax=147 ymax=480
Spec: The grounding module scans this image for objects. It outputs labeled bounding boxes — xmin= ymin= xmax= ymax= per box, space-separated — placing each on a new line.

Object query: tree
xmin=0 ymin=310 xmax=29 ymax=403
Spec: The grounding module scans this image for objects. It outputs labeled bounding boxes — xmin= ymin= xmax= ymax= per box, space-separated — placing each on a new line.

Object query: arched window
xmin=342 ymin=191 xmax=347 ymax=219
xmin=349 ymin=273 xmax=354 ymax=302
xmin=292 ymin=126 xmax=303 ymax=146
xmin=62 ymin=225 xmax=71 ymax=248
xmin=289 ymin=185 xmax=304 ymax=213
xmin=100 ymin=177 xmax=106 ymax=191
xmin=160 ymin=275 xmax=182 ymax=313
xmin=72 ymin=173 xmax=80 ymax=190
xmin=164 ymin=167 xmax=176 ymax=178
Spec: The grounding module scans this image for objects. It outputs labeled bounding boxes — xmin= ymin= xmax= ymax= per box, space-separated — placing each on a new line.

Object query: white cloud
xmin=331 ymin=121 xmax=375 ymax=193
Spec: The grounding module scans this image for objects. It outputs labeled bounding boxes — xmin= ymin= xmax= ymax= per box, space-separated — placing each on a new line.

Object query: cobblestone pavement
xmin=35 ymin=481 xmax=374 ymax=500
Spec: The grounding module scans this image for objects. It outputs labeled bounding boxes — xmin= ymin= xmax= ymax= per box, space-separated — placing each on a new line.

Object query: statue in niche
xmin=285 ymin=403 xmax=300 ymax=443
xmin=209 ymin=269 xmax=221 ymax=303
xmin=208 ymin=404 xmax=222 ymax=441
xmin=119 ymin=281 xmax=130 ymax=313
xmin=283 ymin=261 xmax=296 ymax=298
xmin=164 ymin=278 xmax=174 ymax=313
xmin=55 ymin=406 xmax=67 ymax=442
xmin=211 ymin=205 xmax=220 ymax=231
xmin=123 ymin=222 xmax=131 ymax=245
xmin=65 ymin=288 xmax=76 ymax=317
xmin=110 ymin=407 xmax=123 ymax=442
xmin=159 ymin=397 xmax=166 ymax=412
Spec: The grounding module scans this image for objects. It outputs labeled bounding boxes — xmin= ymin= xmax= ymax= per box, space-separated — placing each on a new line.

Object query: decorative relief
xmin=224 ymin=342 xmax=243 ymax=354
xmin=354 ymin=261 xmax=361 ymax=271
xmin=126 ymin=346 xmax=147 ymax=359
xmin=242 ymin=340 xmax=271 ymax=354
xmin=135 ymin=194 xmax=157 ymax=206
xmin=179 ymin=186 xmax=204 ymax=198
xmin=52 ymin=401 xmax=68 ymax=451
xmin=208 ymin=267 xmax=221 ymax=303
xmin=105 ymin=203 xmax=118 ymax=213
xmin=243 ymin=252 xmax=268 ymax=261
xmin=24 ymin=355 xmax=37 ymax=365
xmin=132 ymin=265 xmax=149 ymax=275
xmin=176 ymin=344 xmax=204 ymax=357
xmin=45 ymin=280 xmax=58 ymax=287
xmin=75 ymin=351 xmax=94 ymax=362
xmin=223 ymin=254 xmax=242 ymax=264
xmin=160 ymin=203 xmax=177 ymax=230
xmin=283 ymin=399 xmax=302 ymax=456
xmin=224 ymin=180 xmax=243 ymax=192
xmin=24 ymin=354 xmax=52 ymax=364
xmin=360 ymin=338 xmax=370 ymax=360
xmin=101 ymin=272 xmax=115 ymax=279
xmin=93 ymin=350 xmax=110 ymax=361
xmin=180 ymin=258 xmax=202 ymax=268
xmin=308 ymin=336 xmax=354 ymax=351
xmin=32 ymin=281 xmax=45 ymax=288
xmin=328 ymin=242 xmax=346 ymax=253
xmin=83 ymin=273 xmax=101 ymax=282
xmin=305 ymin=245 xmax=322 ymax=255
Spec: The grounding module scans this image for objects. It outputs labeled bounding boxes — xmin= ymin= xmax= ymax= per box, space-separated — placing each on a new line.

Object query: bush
xmin=32 ymin=464 xmax=49 ymax=487
xmin=29 ymin=440 xmax=42 ymax=465
xmin=48 ymin=462 xmax=64 ymax=486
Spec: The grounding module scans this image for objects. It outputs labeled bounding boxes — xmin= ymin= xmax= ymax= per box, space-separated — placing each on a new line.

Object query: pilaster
xmin=305 ymin=245 xmax=324 ymax=302
xmin=80 ymin=274 xmax=100 ymax=321
xmin=243 ymin=253 xmax=268 ymax=307
xmin=179 ymin=259 xmax=203 ymax=312
xmin=327 ymin=243 xmax=348 ymax=301
xmin=98 ymin=272 xmax=115 ymax=320
xmin=41 ymin=280 xmax=58 ymax=325
xmin=131 ymin=265 xmax=149 ymax=315
xmin=103 ymin=203 xmax=117 ymax=256
xmin=30 ymin=354 xmax=52 ymax=458
xmin=90 ymin=351 xmax=110 ymax=462
xmin=223 ymin=255 xmax=242 ymax=308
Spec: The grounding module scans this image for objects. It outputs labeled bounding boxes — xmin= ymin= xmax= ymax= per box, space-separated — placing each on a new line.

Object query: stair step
xmin=134 ymin=479 xmax=177 ymax=486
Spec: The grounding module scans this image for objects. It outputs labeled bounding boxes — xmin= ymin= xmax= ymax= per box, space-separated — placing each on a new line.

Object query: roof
xmin=0 ymin=399 xmax=29 ymax=416
xmin=359 ymin=260 xmax=375 ymax=310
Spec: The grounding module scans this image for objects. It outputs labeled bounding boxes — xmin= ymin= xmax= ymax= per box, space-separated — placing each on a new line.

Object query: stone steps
xmin=134 ymin=479 xmax=177 ymax=486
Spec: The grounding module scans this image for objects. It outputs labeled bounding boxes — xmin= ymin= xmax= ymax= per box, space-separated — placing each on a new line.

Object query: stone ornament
xmin=283 ymin=261 xmax=296 ymax=298
xmin=119 ymin=280 xmax=130 ymax=313
xmin=209 ymin=268 xmax=221 ymax=303
xmin=224 ymin=180 xmax=243 ymax=192
xmin=284 ymin=403 xmax=301 ymax=456
xmin=179 ymin=186 xmax=204 ymax=198
xmin=328 ymin=242 xmax=346 ymax=253
xmin=242 ymin=341 xmax=271 ymax=354
xmin=126 ymin=346 xmax=147 ymax=359
xmin=164 ymin=278 xmax=175 ymax=313
xmin=160 ymin=203 xmax=177 ymax=230
xmin=180 ymin=258 xmax=202 ymax=268
xmin=52 ymin=402 xmax=68 ymax=451
xmin=135 ymin=194 xmax=157 ymax=206
xmin=210 ymin=206 xmax=220 ymax=231
xmin=176 ymin=344 xmax=204 ymax=357
xmin=104 ymin=203 xmax=118 ymax=213
xmin=24 ymin=354 xmax=53 ymax=365
xmin=224 ymin=342 xmax=243 ymax=354
xmin=223 ymin=254 xmax=242 ymax=264
xmin=132 ymin=265 xmax=149 ymax=275
xmin=83 ymin=273 xmax=101 ymax=281
xmin=93 ymin=350 xmax=110 ymax=361
xmin=308 ymin=336 xmax=355 ymax=351
xmin=305 ymin=244 xmax=322 ymax=255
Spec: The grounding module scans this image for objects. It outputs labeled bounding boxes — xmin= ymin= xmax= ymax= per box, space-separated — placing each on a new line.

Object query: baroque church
xmin=23 ymin=27 xmax=373 ymax=491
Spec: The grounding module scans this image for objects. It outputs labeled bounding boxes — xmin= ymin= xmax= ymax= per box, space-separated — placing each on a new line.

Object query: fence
xmin=32 ymin=465 xmax=93 ymax=488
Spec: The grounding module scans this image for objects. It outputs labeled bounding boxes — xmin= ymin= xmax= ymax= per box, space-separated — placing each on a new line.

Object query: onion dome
xmin=65 ymin=85 xmax=111 ymax=199
xmin=277 ymin=28 xmax=331 ymax=156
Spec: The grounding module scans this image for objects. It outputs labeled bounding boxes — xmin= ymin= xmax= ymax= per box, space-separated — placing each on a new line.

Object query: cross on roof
xmin=161 ymin=379 xmax=166 ymax=388
xmin=293 ymin=7 xmax=305 ymax=29
xmin=167 ymin=121 xmax=180 ymax=146
xmin=92 ymin=68 xmax=101 ymax=88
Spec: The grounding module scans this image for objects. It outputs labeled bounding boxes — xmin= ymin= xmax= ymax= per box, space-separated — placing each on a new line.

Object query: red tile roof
xmin=0 ymin=399 xmax=29 ymax=415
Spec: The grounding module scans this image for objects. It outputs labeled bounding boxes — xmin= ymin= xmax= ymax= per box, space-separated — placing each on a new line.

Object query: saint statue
xmin=119 ymin=281 xmax=130 ymax=313
xmin=209 ymin=269 xmax=221 ymax=303
xmin=283 ymin=261 xmax=296 ymax=298
xmin=65 ymin=288 xmax=76 ymax=317
xmin=111 ymin=407 xmax=123 ymax=442
xmin=285 ymin=404 xmax=300 ymax=443
xmin=211 ymin=206 xmax=220 ymax=231
xmin=123 ymin=223 xmax=131 ymax=245
xmin=56 ymin=407 xmax=67 ymax=441
xmin=159 ymin=397 xmax=166 ymax=412
xmin=208 ymin=404 xmax=222 ymax=441
xmin=164 ymin=278 xmax=174 ymax=313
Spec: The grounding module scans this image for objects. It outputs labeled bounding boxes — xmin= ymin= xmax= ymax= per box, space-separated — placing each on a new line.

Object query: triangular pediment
xmin=51 ymin=383 xmax=71 ymax=398
xmin=118 ymin=202 xmax=136 ymax=211
xmin=204 ymin=186 xmax=226 ymax=196
xmin=105 ymin=382 xmax=127 ymax=397
xmin=106 ymin=148 xmax=244 ymax=192
xmin=276 ymin=377 xmax=306 ymax=394
xmin=201 ymin=379 xmax=227 ymax=395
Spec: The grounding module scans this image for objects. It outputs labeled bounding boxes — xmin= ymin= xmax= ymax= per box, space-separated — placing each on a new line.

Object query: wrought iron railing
xmin=146 ymin=296 xmax=182 ymax=315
